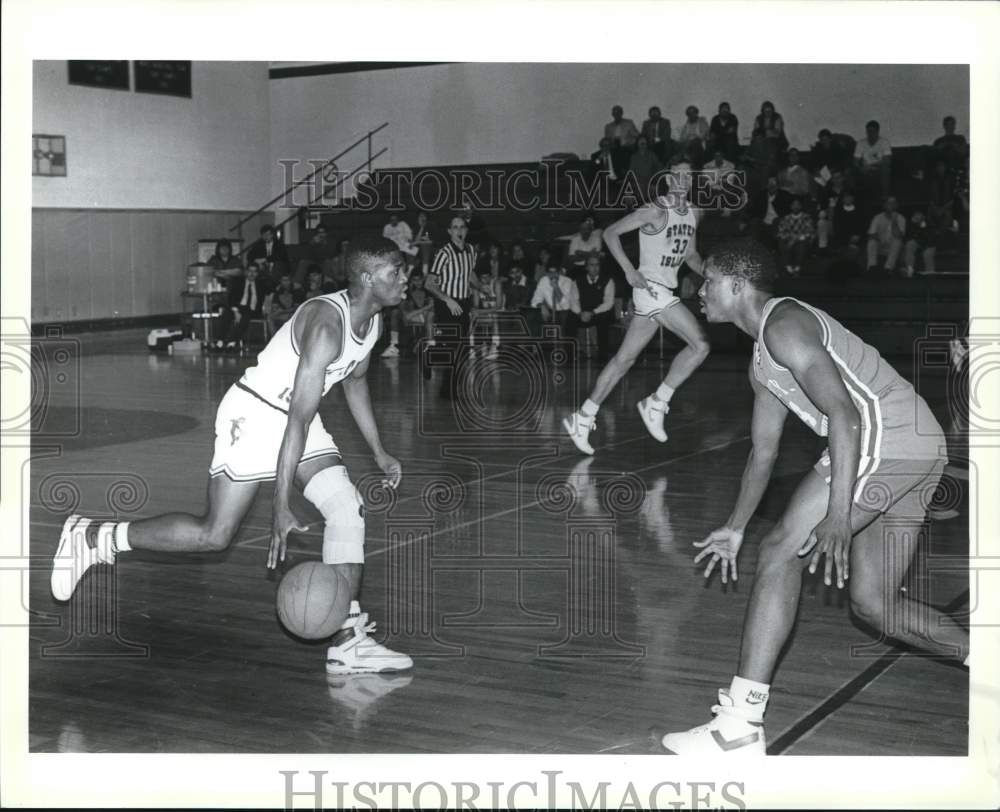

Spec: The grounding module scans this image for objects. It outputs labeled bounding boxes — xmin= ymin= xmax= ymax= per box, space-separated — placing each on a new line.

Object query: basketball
xmin=276 ymin=562 xmax=350 ymax=640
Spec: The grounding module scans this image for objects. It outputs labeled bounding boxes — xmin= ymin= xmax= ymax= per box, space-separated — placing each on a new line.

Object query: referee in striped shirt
xmin=425 ymin=216 xmax=479 ymax=397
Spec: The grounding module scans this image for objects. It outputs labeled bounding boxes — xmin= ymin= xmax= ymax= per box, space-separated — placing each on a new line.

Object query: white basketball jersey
xmin=239 ymin=290 xmax=381 ymax=411
xmin=637 ymin=200 xmax=698 ymax=291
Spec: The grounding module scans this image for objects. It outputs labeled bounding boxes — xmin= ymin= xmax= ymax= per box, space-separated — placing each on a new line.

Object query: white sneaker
xmin=380 ymin=344 xmax=400 ymax=358
xmin=485 ymin=346 xmax=499 ymax=360
xmin=562 ymin=412 xmax=596 ymax=455
xmin=51 ymin=515 xmax=99 ymax=601
xmin=326 ymin=610 xmax=414 ymax=675
xmin=661 ymin=689 xmax=766 ymax=756
xmin=637 ymin=397 xmax=668 ymax=442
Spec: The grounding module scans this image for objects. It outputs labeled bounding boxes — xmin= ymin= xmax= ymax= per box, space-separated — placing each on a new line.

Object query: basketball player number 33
xmin=661 ymin=238 xmax=689 ymax=266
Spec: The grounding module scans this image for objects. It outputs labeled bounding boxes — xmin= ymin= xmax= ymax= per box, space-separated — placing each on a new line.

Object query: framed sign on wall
xmin=67 ymin=60 xmax=130 ymax=90
xmin=134 ymin=61 xmax=192 ymax=98
xmin=33 ymin=134 xmax=67 ymax=176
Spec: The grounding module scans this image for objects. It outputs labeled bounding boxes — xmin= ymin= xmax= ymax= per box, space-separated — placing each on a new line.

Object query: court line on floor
xmin=766 ymin=589 xmax=970 ymax=755
xmin=234 ymin=430 xmax=752 ymax=557
xmin=228 ymin=414 xmax=729 ymax=549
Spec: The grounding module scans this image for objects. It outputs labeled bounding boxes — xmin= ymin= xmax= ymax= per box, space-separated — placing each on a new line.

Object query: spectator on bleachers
xmin=303 ymin=265 xmax=334 ymax=300
xmin=475 ymin=240 xmax=506 ymax=283
xmin=832 ymin=190 xmax=866 ymax=251
xmin=471 ymin=269 xmax=502 ymax=358
xmin=591 ymin=137 xmax=625 ymax=183
xmin=926 ymin=159 xmax=955 ymax=235
xmin=604 ymin=105 xmax=639 ymax=149
xmin=382 ymin=213 xmax=419 ymax=265
xmin=565 ymin=214 xmax=603 ymax=275
xmin=641 ymin=106 xmax=672 ymax=163
xmin=709 ymin=102 xmax=740 ymax=162
xmin=412 ymin=211 xmax=434 ymax=273
xmin=328 ymin=238 xmax=351 ymax=291
xmin=704 ymin=150 xmax=737 ymax=215
xmin=503 ymin=263 xmax=534 ymax=309
xmin=295 ymin=225 xmax=333 ymax=286
xmin=866 ymin=196 xmax=906 ymax=275
xmin=817 ymin=170 xmax=850 ymax=210
xmin=382 ymin=273 xmax=435 ymax=359
xmin=215 ymin=263 xmax=270 ymax=351
xmin=744 ymin=176 xmax=792 ymax=246
xmin=752 ymin=101 xmax=787 ymax=145
xmin=810 ymin=129 xmax=855 ymax=177
xmin=564 ymin=255 xmax=616 ymax=361
xmin=532 ymin=244 xmax=554 ymax=283
xmin=207 ymin=238 xmax=243 ymax=282
xmin=531 ymin=263 xmax=575 ymax=331
xmin=777 ymin=196 xmax=815 ymax=276
xmin=266 ymin=272 xmax=305 ymax=336
xmin=245 ymin=224 xmax=289 ymax=282
xmin=931 ymin=116 xmax=969 ymax=174
xmin=903 ymin=210 xmax=937 ymax=278
xmin=678 ymin=106 xmax=710 ymax=165
xmin=778 ymin=148 xmax=812 ymax=199
xmin=750 ymin=101 xmax=787 ymax=185
xmin=629 ymin=136 xmax=664 ymax=202
xmin=855 ymin=120 xmax=893 ymax=204
xmin=509 ymin=241 xmax=528 ymax=272
xmin=459 ymin=197 xmax=490 ymax=251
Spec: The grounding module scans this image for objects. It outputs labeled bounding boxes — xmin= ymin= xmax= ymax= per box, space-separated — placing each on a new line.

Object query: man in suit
xmin=641 ymin=106 xmax=672 ymax=163
xmin=590 ymin=137 xmax=627 ymax=184
xmin=246 ymin=224 xmax=290 ymax=282
xmin=215 ymin=261 xmax=270 ymax=350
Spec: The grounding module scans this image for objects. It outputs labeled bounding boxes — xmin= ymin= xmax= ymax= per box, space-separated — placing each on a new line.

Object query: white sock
xmin=96 ymin=523 xmax=117 ymax=565
xmin=349 ymin=600 xmax=361 ymax=617
xmin=390 ymin=330 xmax=399 ymax=346
xmin=580 ymin=399 xmax=600 ymax=419
xmin=653 ymin=382 xmax=675 ymax=406
xmin=963 ymin=653 xmax=969 ymax=668
xmin=730 ymin=675 xmax=770 ymax=722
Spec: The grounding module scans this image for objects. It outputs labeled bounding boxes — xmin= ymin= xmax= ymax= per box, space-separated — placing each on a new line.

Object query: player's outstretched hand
xmin=376 ymin=452 xmax=403 ymax=490
xmin=268 ymin=505 xmax=306 ymax=570
xmin=625 ymin=269 xmax=656 ymax=297
xmin=693 ymin=526 xmax=744 ymax=584
xmin=798 ymin=513 xmax=852 ymax=589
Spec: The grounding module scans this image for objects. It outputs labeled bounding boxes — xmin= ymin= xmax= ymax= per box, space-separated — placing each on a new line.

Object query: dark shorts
xmin=814 ymin=452 xmax=945 ymax=520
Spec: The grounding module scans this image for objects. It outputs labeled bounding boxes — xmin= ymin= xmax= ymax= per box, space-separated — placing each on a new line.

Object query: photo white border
xmin=2 ymin=0 xmax=998 ymax=808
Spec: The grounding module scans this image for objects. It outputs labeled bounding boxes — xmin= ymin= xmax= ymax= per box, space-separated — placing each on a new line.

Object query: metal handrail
xmin=270 ymin=146 xmax=389 ymax=234
xmin=230 ymin=122 xmax=388 ymax=236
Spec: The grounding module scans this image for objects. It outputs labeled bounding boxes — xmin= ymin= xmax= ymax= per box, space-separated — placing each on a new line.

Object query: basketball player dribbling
xmin=662 ymin=239 xmax=968 ymax=756
xmin=51 ymin=236 xmax=413 ymax=675
xmin=564 ymin=164 xmax=710 ymax=454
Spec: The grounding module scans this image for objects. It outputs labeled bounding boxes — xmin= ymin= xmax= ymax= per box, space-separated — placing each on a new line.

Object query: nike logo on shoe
xmin=710 ymin=729 xmax=761 ymax=751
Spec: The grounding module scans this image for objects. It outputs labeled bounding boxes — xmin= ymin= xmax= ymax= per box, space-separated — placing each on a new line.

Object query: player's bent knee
xmin=691 ymin=337 xmax=711 ymax=361
xmin=303 ymin=466 xmax=365 ymax=565
xmin=756 ymin=529 xmax=800 ymax=567
xmin=199 ymin=524 xmax=236 ymax=552
xmin=849 ymin=592 xmax=885 ymax=628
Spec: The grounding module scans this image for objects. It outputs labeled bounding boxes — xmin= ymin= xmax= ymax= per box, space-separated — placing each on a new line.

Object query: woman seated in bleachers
xmin=207 ymin=239 xmax=243 ymax=284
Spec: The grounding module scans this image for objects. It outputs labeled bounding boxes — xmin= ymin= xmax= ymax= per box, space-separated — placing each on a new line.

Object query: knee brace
xmin=302 ymin=466 xmax=365 ymax=564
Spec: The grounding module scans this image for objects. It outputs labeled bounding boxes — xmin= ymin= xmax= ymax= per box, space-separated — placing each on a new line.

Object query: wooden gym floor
xmin=28 ymin=329 xmax=969 ymax=755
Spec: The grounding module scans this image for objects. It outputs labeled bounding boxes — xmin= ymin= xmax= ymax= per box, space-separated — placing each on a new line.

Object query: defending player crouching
xmin=662 ymin=238 xmax=967 ymax=756
xmin=51 ymin=236 xmax=413 ymax=676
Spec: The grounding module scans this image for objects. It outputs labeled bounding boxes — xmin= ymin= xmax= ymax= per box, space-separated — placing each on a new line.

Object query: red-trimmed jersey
xmin=752 ymin=297 xmax=944 ymax=471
